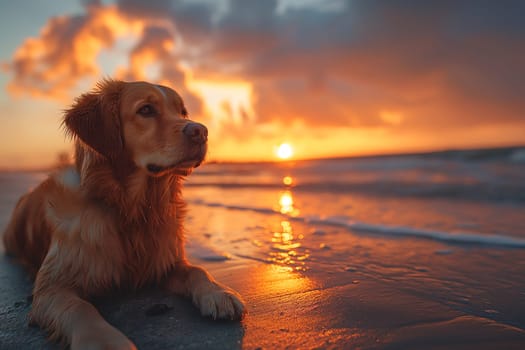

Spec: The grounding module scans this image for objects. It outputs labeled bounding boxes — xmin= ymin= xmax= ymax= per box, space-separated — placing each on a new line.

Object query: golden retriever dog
xmin=3 ymin=80 xmax=245 ymax=349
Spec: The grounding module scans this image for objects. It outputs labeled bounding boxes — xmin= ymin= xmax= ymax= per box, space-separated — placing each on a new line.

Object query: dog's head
xmin=64 ymin=79 xmax=207 ymax=176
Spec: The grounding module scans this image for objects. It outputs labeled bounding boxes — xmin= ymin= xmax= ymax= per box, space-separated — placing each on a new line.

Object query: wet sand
xmin=1 ymin=257 xmax=524 ymax=349
xmin=2 ymin=210 xmax=525 ymax=349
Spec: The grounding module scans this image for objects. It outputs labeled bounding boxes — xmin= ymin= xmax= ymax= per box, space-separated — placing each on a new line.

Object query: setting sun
xmin=276 ymin=143 xmax=293 ymax=160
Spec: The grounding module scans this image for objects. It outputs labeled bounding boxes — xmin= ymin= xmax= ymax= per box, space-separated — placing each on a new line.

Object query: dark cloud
xmin=4 ymin=0 xmax=525 ymax=135
xmin=138 ymin=0 xmax=523 ymax=130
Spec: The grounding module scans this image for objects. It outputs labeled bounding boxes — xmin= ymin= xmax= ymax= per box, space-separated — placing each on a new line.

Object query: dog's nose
xmin=183 ymin=122 xmax=208 ymax=144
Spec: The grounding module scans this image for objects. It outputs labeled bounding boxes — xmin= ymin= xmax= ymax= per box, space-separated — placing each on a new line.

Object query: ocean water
xmin=1 ymin=147 xmax=525 ymax=334
xmin=186 ymin=146 xmax=525 ymax=246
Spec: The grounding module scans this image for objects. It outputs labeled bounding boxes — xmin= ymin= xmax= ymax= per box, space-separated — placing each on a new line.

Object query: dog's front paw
xmin=193 ymin=287 xmax=246 ymax=320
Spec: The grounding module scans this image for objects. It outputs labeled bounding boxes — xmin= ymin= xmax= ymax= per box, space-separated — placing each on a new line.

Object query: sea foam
xmin=189 ymin=199 xmax=525 ymax=249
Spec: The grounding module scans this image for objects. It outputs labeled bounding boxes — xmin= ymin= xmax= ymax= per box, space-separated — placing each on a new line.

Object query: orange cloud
xmin=4 ymin=4 xmax=144 ymax=100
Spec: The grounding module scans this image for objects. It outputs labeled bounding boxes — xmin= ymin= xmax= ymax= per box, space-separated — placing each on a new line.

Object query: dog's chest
xmin=117 ymin=222 xmax=184 ymax=286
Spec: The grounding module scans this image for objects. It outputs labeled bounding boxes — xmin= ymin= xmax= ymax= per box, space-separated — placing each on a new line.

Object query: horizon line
xmin=1 ymin=143 xmax=524 ymax=173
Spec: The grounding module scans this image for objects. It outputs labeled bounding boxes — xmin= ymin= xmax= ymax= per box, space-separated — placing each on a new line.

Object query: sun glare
xmin=276 ymin=143 xmax=293 ymax=160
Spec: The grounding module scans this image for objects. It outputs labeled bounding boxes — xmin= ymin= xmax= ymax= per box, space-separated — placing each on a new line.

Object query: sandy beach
xmin=1 ymin=152 xmax=525 ymax=349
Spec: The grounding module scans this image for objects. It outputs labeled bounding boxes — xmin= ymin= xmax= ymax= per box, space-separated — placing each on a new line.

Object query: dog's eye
xmin=137 ymin=105 xmax=156 ymax=117
xmin=181 ymin=106 xmax=189 ymax=118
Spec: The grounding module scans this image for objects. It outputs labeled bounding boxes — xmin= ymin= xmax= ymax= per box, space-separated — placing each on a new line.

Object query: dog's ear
xmin=64 ymin=80 xmax=125 ymax=159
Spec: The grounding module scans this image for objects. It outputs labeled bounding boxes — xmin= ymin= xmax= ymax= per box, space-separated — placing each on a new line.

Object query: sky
xmin=1 ymin=0 xmax=524 ymax=169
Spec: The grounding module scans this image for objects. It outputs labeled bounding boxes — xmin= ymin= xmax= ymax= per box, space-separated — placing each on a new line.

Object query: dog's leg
xmin=31 ymin=288 xmax=136 ymax=350
xmin=166 ymin=264 xmax=246 ymax=320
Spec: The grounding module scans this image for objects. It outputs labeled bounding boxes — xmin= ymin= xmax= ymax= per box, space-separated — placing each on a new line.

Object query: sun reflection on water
xmin=279 ymin=191 xmax=295 ymax=214
xmin=256 ymin=264 xmax=313 ymax=294
xmin=268 ymin=220 xmax=309 ymax=271
xmin=265 ymin=174 xmax=309 ymax=271
xmin=282 ymin=176 xmax=293 ymax=186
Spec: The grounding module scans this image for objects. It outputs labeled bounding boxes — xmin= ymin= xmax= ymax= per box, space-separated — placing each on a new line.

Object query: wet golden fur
xmin=3 ymin=80 xmax=245 ymax=349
